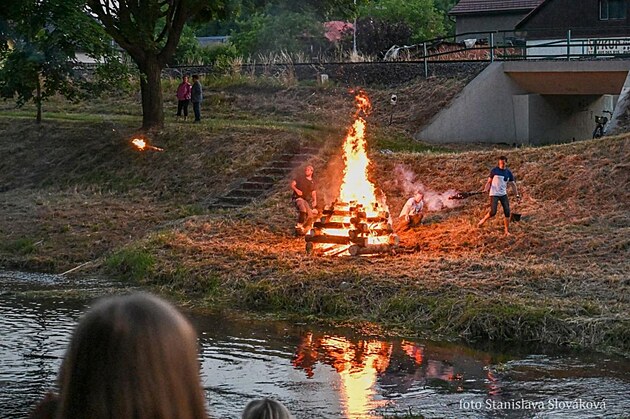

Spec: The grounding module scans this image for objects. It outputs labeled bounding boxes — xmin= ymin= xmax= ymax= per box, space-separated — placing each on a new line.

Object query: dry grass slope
xmin=0 ymin=77 xmax=628 ymax=355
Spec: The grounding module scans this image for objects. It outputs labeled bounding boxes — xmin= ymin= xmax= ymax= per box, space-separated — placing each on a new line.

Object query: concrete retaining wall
xmin=416 ymin=61 xmax=630 ymax=145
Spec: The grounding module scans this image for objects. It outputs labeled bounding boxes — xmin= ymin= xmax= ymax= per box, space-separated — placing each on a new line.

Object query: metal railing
xmin=389 ymin=28 xmax=630 ymax=65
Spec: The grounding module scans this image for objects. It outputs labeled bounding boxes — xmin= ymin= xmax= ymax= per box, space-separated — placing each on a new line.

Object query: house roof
xmin=449 ymin=0 xmax=546 ymax=15
xmin=515 ymin=0 xmax=553 ymax=28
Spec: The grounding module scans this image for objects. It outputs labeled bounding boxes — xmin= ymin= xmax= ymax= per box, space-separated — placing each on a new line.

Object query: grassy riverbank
xmin=1 ymin=75 xmax=628 ymax=357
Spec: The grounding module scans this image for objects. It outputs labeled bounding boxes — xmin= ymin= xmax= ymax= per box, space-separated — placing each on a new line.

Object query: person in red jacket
xmin=175 ymin=75 xmax=192 ymax=121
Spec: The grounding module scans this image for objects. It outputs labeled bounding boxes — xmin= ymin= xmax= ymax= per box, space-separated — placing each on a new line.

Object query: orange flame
xmin=131 ymin=138 xmax=164 ymax=152
xmin=306 ymin=91 xmax=395 ymax=256
xmin=321 ymin=92 xmax=390 ymax=248
xmin=132 ymin=138 xmax=147 ymax=150
xmin=338 ymin=91 xmax=378 ymax=207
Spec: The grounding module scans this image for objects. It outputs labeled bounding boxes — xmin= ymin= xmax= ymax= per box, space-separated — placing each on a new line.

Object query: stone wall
xmin=164 ymin=61 xmax=488 ymax=86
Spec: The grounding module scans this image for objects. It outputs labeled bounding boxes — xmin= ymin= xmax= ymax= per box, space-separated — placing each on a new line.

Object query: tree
xmin=86 ymin=0 xmax=229 ymax=130
xmin=351 ymin=16 xmax=413 ymax=57
xmin=230 ymin=11 xmax=326 ymax=58
xmin=0 ymin=0 xmax=118 ymax=123
xmin=358 ymin=0 xmax=444 ymax=44
xmin=433 ymin=0 xmax=458 ymax=36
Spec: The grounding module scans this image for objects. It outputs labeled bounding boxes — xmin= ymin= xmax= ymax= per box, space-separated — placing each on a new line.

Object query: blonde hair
xmin=56 ymin=293 xmax=207 ymax=419
xmin=242 ymin=398 xmax=293 ymax=419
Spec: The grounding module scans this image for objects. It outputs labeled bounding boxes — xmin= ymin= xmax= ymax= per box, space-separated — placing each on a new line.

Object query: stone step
xmin=290 ymin=154 xmax=316 ymax=162
xmin=241 ymin=181 xmax=275 ymax=190
xmin=207 ymin=146 xmax=321 ymax=211
xmin=298 ymin=146 xmax=320 ymax=153
xmin=249 ymin=175 xmax=279 ymax=183
xmin=224 ymin=188 xmax=265 ymax=198
xmin=257 ymin=167 xmax=292 ymax=176
xmin=267 ymin=161 xmax=295 ymax=169
xmin=207 ymin=202 xmax=242 ymax=210
xmin=213 ymin=195 xmax=256 ymax=206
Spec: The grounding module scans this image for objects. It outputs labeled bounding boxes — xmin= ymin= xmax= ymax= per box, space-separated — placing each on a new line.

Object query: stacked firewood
xmin=305 ymin=201 xmax=399 ymax=256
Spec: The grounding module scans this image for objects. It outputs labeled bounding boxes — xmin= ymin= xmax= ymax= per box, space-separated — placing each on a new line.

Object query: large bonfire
xmin=305 ymin=91 xmax=398 ymax=256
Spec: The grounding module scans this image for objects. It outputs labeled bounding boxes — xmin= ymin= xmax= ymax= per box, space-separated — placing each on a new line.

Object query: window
xmin=600 ymin=0 xmax=627 ymax=20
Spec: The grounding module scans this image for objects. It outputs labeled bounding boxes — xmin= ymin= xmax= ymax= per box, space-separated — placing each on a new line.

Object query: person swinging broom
xmin=477 ymin=156 xmax=520 ymax=235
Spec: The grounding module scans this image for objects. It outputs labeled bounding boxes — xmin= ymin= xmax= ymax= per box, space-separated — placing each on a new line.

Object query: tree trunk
xmin=36 ymin=74 xmax=42 ymax=124
xmin=138 ymin=57 xmax=164 ymax=130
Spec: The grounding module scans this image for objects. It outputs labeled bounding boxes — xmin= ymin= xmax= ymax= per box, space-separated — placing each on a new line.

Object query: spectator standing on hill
xmin=191 ymin=74 xmax=203 ymax=123
xmin=176 ymin=75 xmax=192 ymax=121
xmin=478 ymin=155 xmax=520 ymax=235
xmin=290 ymin=165 xmax=317 ymax=236
xmin=399 ymin=191 xmax=425 ymax=230
xmin=29 ymin=293 xmax=208 ymax=419
xmin=242 ymin=398 xmax=294 ymax=419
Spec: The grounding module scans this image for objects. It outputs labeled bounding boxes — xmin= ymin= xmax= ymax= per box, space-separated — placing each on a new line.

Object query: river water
xmin=1 ymin=270 xmax=629 ymax=419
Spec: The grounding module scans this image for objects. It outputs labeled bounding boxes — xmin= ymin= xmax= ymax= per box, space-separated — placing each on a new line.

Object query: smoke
xmin=393 ymin=165 xmax=461 ymax=211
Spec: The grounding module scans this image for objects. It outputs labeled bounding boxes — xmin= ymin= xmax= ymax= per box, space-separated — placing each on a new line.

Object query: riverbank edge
xmin=95 ymin=247 xmax=629 ymax=359
xmin=3 ymin=213 xmax=627 ymax=358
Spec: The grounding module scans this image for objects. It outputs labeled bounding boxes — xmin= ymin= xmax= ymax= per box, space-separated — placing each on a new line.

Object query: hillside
xmin=0 ymin=76 xmax=628 ymax=355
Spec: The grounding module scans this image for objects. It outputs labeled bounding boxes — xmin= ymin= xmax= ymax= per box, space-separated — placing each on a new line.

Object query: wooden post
xmin=423 ymin=42 xmax=428 ymax=78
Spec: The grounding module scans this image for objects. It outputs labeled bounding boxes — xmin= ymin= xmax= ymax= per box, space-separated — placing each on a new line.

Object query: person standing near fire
xmin=175 ymin=75 xmax=192 ymax=121
xmin=191 ymin=74 xmax=203 ymax=123
xmin=399 ymin=191 xmax=424 ymax=230
xmin=290 ymin=165 xmax=317 ymax=236
xmin=477 ymin=155 xmax=520 ymax=235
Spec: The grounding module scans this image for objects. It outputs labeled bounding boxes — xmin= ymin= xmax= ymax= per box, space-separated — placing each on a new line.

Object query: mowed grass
xmin=0 ymin=75 xmax=628 ymax=356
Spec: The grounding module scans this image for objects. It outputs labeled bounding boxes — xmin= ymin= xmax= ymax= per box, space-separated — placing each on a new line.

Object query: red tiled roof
xmin=449 ymin=0 xmax=546 ymax=15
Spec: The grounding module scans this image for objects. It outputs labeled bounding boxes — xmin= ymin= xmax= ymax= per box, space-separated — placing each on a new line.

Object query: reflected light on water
xmin=3 ymin=271 xmax=630 ymax=419
xmin=293 ymin=334 xmax=418 ymax=418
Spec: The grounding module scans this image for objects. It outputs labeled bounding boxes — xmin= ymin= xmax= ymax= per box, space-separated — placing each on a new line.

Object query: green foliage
xmin=170 ymin=24 xmax=241 ymax=68
xmin=433 ymin=0 xmax=458 ymax=36
xmin=1 ymin=237 xmax=38 ymax=255
xmin=105 ymin=247 xmax=155 ymax=282
xmin=0 ymin=0 xmax=128 ymax=121
xmin=230 ymin=11 xmax=326 ymax=57
xmin=205 ymin=44 xmax=240 ymax=72
xmin=235 ymin=0 xmax=360 ymax=21
xmin=171 ymin=24 xmax=204 ymax=65
xmin=352 ymin=16 xmax=414 ymax=57
xmin=86 ymin=0 xmax=234 ymax=129
xmin=358 ymin=0 xmax=445 ymax=44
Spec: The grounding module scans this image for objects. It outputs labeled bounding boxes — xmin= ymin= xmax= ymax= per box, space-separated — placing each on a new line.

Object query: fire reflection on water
xmin=291 ymin=333 xmax=485 ymax=418
xmin=293 ymin=333 xmax=391 ymax=417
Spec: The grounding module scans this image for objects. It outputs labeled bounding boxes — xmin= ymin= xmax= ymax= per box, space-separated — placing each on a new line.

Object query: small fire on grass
xmin=131 ymin=138 xmax=164 ymax=152
xmin=305 ymin=91 xmax=398 ymax=257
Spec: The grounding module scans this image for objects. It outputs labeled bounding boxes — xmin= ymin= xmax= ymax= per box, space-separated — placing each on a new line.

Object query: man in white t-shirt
xmin=478 ymin=156 xmax=520 ymax=235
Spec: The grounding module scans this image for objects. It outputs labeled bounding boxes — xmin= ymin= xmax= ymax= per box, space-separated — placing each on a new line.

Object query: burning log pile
xmin=305 ymin=91 xmax=398 ymax=256
xmin=306 ymin=200 xmax=398 ymax=256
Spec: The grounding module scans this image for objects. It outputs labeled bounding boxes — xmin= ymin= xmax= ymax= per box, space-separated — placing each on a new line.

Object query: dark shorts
xmin=489 ymin=195 xmax=510 ymax=218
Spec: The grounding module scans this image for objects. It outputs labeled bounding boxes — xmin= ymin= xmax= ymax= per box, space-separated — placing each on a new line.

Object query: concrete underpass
xmin=417 ymin=60 xmax=630 ymax=145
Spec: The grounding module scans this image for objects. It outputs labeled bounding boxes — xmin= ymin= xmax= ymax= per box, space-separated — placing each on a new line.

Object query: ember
xmin=306 ymin=91 xmax=398 ymax=256
xmin=131 ymin=138 xmax=164 ymax=152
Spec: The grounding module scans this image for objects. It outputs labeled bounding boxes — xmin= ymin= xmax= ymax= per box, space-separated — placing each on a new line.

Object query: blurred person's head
xmin=56 ymin=293 xmax=207 ymax=419
xmin=242 ymin=398 xmax=294 ymax=419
